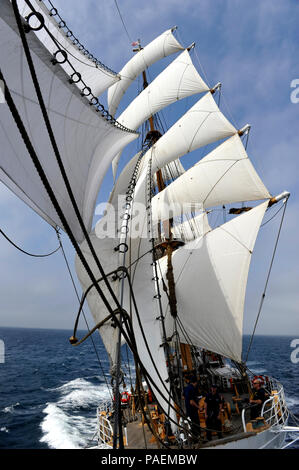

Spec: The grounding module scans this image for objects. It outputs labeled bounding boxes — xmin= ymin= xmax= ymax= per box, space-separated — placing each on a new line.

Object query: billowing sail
xmin=151 ymin=134 xmax=271 ymax=223
xmin=0 ymin=0 xmax=137 ymax=242
xmin=112 ymin=49 xmax=209 ymax=177
xmin=75 ymin=230 xmax=121 ymax=365
xmin=17 ymin=0 xmax=120 ymax=96
xmin=108 ymin=28 xmax=184 ymax=117
xmin=75 ymin=153 xmax=143 ymax=365
xmin=150 ymin=91 xmax=237 ymax=173
xmin=158 ymin=201 xmax=269 ymax=362
xmin=117 ymin=49 xmax=209 ymax=131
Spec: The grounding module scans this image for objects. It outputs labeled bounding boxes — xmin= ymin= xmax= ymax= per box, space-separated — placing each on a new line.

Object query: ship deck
xmin=123 ymin=389 xmax=272 ymax=449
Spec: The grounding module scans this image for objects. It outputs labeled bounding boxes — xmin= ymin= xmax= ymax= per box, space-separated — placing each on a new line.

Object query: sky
xmin=0 ymin=0 xmax=298 ymax=338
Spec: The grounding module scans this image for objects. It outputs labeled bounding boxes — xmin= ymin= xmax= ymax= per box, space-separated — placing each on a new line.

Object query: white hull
xmin=208 ymin=427 xmax=286 ymax=449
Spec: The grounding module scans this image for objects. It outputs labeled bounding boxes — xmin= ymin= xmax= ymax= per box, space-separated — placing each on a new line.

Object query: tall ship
xmin=0 ymin=0 xmax=298 ymax=450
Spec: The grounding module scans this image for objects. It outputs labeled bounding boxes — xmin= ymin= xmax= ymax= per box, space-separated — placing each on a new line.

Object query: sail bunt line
xmin=107 ymin=27 xmax=184 ymax=118
xmin=16 ymin=0 xmax=120 ymax=96
xmin=0 ymin=0 xmax=137 ymax=242
xmin=158 ymin=201 xmax=269 ymax=362
xmin=111 ymin=48 xmax=209 ymax=178
xmin=151 ymin=134 xmax=271 ymax=223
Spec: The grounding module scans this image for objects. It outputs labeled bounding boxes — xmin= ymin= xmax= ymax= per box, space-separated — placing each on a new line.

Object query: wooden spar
xmin=180 ymin=343 xmax=193 ymax=371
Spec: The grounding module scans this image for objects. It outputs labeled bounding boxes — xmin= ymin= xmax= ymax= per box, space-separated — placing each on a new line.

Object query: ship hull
xmin=206 ymin=427 xmax=286 ymax=449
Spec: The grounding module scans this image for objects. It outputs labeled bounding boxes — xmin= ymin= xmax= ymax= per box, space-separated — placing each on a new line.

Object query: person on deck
xmin=249 ymin=379 xmax=267 ymax=420
xmin=204 ymin=384 xmax=224 ymax=441
xmin=184 ymin=376 xmax=201 ymax=438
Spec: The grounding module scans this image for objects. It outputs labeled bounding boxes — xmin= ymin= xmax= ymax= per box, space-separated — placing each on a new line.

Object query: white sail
xmin=16 ymin=0 xmax=119 ymax=96
xmin=150 ymin=91 xmax=237 ymax=173
xmin=111 ymin=49 xmax=209 ymax=178
xmin=0 ymin=0 xmax=137 ymax=243
xmin=75 ymin=231 xmax=121 ymax=366
xmin=75 ymin=153 xmax=144 ymax=366
xmin=108 ymin=28 xmax=184 ymax=117
xmin=117 ymin=49 xmax=209 ymax=131
xmin=158 ymin=201 xmax=269 ymax=362
xmin=151 ymin=134 xmax=271 ymax=223
xmin=171 ymin=212 xmax=211 ymax=241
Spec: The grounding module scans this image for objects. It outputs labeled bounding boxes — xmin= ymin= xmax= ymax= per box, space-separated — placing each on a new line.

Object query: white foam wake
xmin=40 ymin=377 xmax=111 ymax=449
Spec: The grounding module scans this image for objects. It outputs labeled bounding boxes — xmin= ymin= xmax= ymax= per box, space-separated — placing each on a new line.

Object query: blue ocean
xmin=0 ymin=327 xmax=298 ymax=449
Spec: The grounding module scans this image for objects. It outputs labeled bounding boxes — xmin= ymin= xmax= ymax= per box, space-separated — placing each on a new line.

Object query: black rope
xmin=41 ymin=0 xmax=117 ymax=74
xmin=0 ymin=226 xmax=60 ymax=257
xmin=1 ymin=33 xmax=136 ymax=369
xmin=245 ymin=199 xmax=289 ymax=363
xmin=23 ymin=0 xmax=136 ymax=134
xmin=113 ymin=0 xmax=133 ymax=44
xmin=56 ymin=229 xmax=113 ymax=399
xmin=11 ymin=0 xmax=128 ymax=322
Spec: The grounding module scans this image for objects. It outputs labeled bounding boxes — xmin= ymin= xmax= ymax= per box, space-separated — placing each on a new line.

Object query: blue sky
xmin=0 ymin=0 xmax=298 ymax=337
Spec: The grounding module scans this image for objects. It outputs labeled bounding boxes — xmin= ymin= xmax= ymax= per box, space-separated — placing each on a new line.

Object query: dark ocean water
xmin=0 ymin=328 xmax=298 ymax=449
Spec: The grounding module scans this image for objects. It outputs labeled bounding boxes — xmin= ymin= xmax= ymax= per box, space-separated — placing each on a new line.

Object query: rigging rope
xmin=24 ymin=0 xmax=136 ymax=134
xmin=0 ymin=226 xmax=60 ymax=257
xmin=55 ymin=229 xmax=113 ymax=399
xmin=113 ymin=0 xmax=133 ymax=44
xmin=41 ymin=0 xmax=117 ymax=74
xmin=245 ymin=198 xmax=289 ymax=363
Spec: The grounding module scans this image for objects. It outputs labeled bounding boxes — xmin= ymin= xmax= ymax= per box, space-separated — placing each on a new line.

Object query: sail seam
xmin=202 ymin=160 xmax=239 ymax=205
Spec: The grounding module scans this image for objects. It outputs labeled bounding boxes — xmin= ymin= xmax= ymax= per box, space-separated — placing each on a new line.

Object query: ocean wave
xmin=3 ymin=403 xmax=20 ymax=414
xmin=39 ymin=403 xmax=88 ymax=449
xmin=39 ymin=377 xmax=112 ymax=449
xmin=286 ymin=395 xmax=299 ymax=409
xmin=248 ymin=368 xmax=267 ymax=374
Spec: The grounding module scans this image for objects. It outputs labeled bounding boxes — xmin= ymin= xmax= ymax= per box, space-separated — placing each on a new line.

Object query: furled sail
xmin=0 ymin=0 xmax=137 ymax=243
xmin=111 ymin=49 xmax=209 ymax=177
xmin=149 ymin=91 xmax=237 ymax=173
xmin=107 ymin=27 xmax=184 ymax=117
xmin=158 ymin=201 xmax=269 ymax=362
xmin=151 ymin=134 xmax=271 ymax=223
xmin=16 ymin=0 xmax=120 ymax=96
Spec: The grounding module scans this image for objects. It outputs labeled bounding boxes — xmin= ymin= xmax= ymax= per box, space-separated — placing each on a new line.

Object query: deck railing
xmin=96 ymin=401 xmax=114 ymax=449
xmin=242 ymin=376 xmax=289 ymax=432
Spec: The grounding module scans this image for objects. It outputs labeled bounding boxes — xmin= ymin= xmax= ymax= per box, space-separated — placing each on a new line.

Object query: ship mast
xmin=132 ymin=41 xmax=184 ymax=428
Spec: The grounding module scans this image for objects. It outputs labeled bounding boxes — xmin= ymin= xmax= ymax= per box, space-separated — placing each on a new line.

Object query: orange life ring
xmin=121 ymin=391 xmax=130 ymax=404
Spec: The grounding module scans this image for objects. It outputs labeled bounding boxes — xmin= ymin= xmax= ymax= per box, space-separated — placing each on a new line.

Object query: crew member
xmin=184 ymin=376 xmax=201 ymax=438
xmin=204 ymin=384 xmax=224 ymax=441
xmin=250 ymin=378 xmax=267 ymax=420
